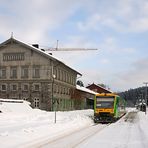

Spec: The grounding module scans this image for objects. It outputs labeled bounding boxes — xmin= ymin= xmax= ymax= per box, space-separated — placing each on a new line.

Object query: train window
xmin=96 ymin=101 xmax=114 ymax=108
xmin=96 ymin=97 xmax=114 ymax=108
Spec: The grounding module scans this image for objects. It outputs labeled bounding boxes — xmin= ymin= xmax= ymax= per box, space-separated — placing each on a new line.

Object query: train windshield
xmin=96 ymin=96 xmax=114 ymax=108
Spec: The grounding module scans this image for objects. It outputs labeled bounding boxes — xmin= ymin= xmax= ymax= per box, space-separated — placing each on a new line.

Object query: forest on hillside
xmin=118 ymin=86 xmax=148 ymax=107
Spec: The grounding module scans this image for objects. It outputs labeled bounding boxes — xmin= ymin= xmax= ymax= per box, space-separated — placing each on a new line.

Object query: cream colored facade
xmin=0 ymin=37 xmax=81 ymax=111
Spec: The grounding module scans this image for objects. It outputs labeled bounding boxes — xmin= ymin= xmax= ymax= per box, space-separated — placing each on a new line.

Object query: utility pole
xmin=143 ymin=82 xmax=148 ymax=106
xmin=143 ymin=82 xmax=148 ymax=114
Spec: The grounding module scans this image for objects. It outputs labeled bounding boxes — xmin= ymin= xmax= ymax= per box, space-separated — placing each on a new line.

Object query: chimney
xmin=32 ymin=44 xmax=39 ymax=48
xmin=41 ymin=49 xmax=45 ymax=52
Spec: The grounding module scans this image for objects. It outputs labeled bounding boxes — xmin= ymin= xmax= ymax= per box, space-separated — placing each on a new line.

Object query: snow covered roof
xmin=87 ymin=83 xmax=113 ymax=93
xmin=139 ymin=102 xmax=146 ymax=105
xmin=0 ymin=99 xmax=32 ymax=113
xmin=0 ymin=37 xmax=82 ymax=76
xmin=76 ymin=85 xmax=97 ymax=95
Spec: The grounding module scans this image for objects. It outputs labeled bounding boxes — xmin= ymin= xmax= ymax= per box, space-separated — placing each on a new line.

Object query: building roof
xmin=0 ymin=37 xmax=82 ymax=76
xmin=76 ymin=85 xmax=97 ymax=95
xmin=86 ymin=83 xmax=113 ymax=93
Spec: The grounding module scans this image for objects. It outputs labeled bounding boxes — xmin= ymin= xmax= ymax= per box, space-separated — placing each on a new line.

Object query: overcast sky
xmin=0 ymin=0 xmax=148 ymax=92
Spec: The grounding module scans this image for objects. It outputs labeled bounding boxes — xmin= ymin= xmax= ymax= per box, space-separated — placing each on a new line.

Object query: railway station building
xmin=0 ymin=37 xmax=82 ymax=111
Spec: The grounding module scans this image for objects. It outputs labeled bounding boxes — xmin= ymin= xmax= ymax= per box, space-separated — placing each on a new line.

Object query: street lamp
xmin=51 ymin=73 xmax=56 ymax=110
xmin=51 ymin=64 xmax=58 ymax=123
xmin=52 ymin=74 xmax=57 ymax=123
xmin=51 ymin=62 xmax=61 ymax=123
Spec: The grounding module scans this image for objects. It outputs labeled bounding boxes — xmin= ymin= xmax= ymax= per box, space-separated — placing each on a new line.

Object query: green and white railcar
xmin=94 ymin=93 xmax=126 ymax=123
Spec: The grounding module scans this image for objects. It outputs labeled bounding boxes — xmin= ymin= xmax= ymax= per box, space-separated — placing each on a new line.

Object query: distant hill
xmin=118 ymin=86 xmax=148 ymax=107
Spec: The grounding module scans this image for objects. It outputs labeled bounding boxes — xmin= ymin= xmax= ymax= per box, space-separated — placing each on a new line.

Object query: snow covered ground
xmin=0 ymin=99 xmax=93 ymax=148
xmin=0 ymin=99 xmax=148 ymax=148
xmin=77 ymin=109 xmax=148 ymax=148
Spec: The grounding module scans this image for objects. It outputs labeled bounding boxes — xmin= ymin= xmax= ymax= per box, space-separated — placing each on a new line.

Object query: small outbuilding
xmin=86 ymin=83 xmax=112 ymax=93
xmin=71 ymin=85 xmax=97 ymax=109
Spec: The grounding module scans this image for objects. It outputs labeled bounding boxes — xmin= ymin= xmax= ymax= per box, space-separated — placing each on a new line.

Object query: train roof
xmin=96 ymin=93 xmax=118 ymax=97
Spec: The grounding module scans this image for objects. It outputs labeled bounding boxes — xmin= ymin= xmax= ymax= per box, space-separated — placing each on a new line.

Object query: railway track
xmin=27 ymin=111 xmax=138 ymax=148
xmin=24 ymin=112 xmax=129 ymax=148
xmin=72 ymin=123 xmax=111 ymax=148
xmin=124 ymin=111 xmax=138 ymax=123
xmin=26 ymin=113 xmax=128 ymax=148
xmin=27 ymin=123 xmax=110 ymax=148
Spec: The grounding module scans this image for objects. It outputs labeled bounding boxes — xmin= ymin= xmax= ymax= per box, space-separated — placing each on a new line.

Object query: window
xmin=10 ymin=66 xmax=17 ymax=78
xmin=53 ymin=84 xmax=56 ymax=93
xmin=48 ymin=84 xmax=51 ymax=92
xmin=59 ymin=86 xmax=62 ymax=94
xmin=56 ymin=85 xmax=59 ymax=93
xmin=34 ymin=98 xmax=40 ymax=108
xmin=68 ymin=74 xmax=70 ymax=83
xmin=0 ymin=67 xmax=6 ymax=79
xmin=63 ymin=87 xmax=66 ymax=94
xmin=62 ymin=87 xmax=64 ymax=94
xmin=65 ymin=73 xmax=68 ymax=82
xmin=72 ymin=77 xmax=75 ymax=85
xmin=70 ymin=76 xmax=72 ymax=84
xmin=1 ymin=84 xmax=7 ymax=91
xmin=23 ymin=84 xmax=29 ymax=91
xmin=59 ymin=70 xmax=62 ymax=80
xmin=11 ymin=84 xmax=17 ymax=91
xmin=53 ymin=68 xmax=57 ymax=79
xmin=62 ymin=71 xmax=64 ymax=81
xmin=33 ymin=66 xmax=40 ymax=78
xmin=3 ymin=53 xmax=24 ymax=61
xmin=21 ymin=66 xmax=29 ymax=78
xmin=67 ymin=88 xmax=70 ymax=95
xmin=96 ymin=97 xmax=114 ymax=108
xmin=57 ymin=69 xmax=59 ymax=80
xmin=34 ymin=84 xmax=40 ymax=91
xmin=66 ymin=87 xmax=68 ymax=95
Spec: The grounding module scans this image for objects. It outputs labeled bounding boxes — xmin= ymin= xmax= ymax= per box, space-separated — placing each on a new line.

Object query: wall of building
xmin=0 ymin=39 xmax=78 ymax=111
xmin=71 ymin=89 xmax=95 ymax=110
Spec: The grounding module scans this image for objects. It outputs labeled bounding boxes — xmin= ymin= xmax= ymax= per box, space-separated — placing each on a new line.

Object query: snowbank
xmin=0 ymin=100 xmax=93 ymax=148
xmin=0 ymin=99 xmax=32 ymax=113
